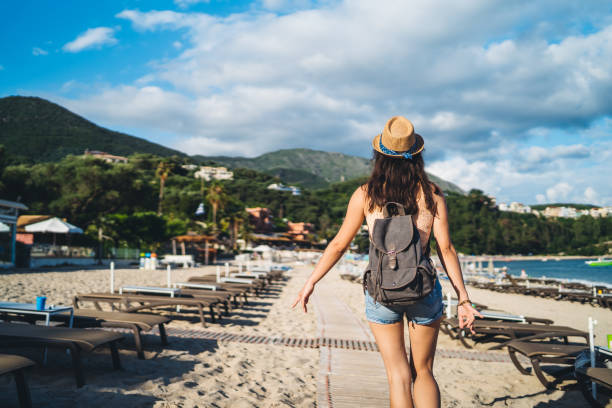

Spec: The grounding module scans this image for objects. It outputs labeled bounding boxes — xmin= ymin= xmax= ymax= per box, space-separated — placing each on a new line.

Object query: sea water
xmin=493 ymin=259 xmax=612 ymax=287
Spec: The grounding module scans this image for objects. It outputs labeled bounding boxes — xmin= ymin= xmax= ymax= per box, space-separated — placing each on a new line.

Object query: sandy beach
xmin=1 ymin=263 xmax=610 ymax=407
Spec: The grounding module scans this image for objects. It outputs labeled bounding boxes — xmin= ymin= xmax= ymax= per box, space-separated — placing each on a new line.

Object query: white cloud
xmin=54 ymin=1 xmax=612 ymax=205
xmin=174 ymin=0 xmax=209 ymax=9
xmin=545 ymin=182 xmax=573 ymax=202
xmin=173 ymin=41 xmax=183 ymax=49
xmin=32 ymin=47 xmax=48 ymax=56
xmin=62 ymin=27 xmax=118 ymax=53
xmin=584 ymin=187 xmax=599 ymax=204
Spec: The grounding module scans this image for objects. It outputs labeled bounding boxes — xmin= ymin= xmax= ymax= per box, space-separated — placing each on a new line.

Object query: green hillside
xmin=0 ymin=96 xmax=185 ymax=163
xmin=0 ymin=95 xmax=464 ymax=194
xmin=531 ymin=203 xmax=597 ymax=210
xmin=196 ymin=149 xmax=465 ymax=194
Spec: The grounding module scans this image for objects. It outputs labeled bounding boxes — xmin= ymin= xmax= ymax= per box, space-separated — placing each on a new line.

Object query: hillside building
xmin=498 ymin=202 xmax=533 ymax=214
xmin=83 ymin=149 xmax=128 ymax=164
xmin=287 ymin=221 xmax=314 ymax=241
xmin=194 ymin=166 xmax=234 ymax=181
xmin=246 ymin=207 xmax=274 ymax=234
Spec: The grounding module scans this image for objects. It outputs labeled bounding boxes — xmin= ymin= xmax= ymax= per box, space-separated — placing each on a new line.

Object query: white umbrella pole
xmin=216 ymin=265 xmax=221 ymax=283
xmin=225 ymin=262 xmax=229 ymax=277
xmin=446 ymin=292 xmax=452 ymax=318
xmin=110 ymin=262 xmax=115 ymax=294
xmin=589 ymin=316 xmax=598 ymax=400
xmin=167 ymin=264 xmax=172 ymax=288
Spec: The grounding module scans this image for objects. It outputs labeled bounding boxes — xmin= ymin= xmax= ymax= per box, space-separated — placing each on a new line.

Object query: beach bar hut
xmin=19 ymin=216 xmax=92 ymax=267
xmin=0 ymin=199 xmax=29 ymax=268
xmin=24 ymin=217 xmax=84 ymax=244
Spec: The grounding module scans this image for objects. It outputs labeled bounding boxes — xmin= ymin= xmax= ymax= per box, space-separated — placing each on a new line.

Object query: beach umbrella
xmin=24 ymin=217 xmax=83 ymax=245
xmin=252 ymin=244 xmax=273 ymax=252
xmin=195 ymin=202 xmax=205 ymax=216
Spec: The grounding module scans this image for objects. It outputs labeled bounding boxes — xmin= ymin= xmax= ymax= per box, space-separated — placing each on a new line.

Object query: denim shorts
xmin=365 ymin=279 xmax=443 ymax=325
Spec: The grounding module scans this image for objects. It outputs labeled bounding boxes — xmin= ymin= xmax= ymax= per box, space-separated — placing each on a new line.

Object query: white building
xmin=194 ymin=166 xmax=234 ymax=181
xmin=267 ymin=183 xmax=301 ymax=196
xmin=498 ymin=202 xmax=532 ymax=214
xmin=542 ymin=206 xmax=578 ymax=218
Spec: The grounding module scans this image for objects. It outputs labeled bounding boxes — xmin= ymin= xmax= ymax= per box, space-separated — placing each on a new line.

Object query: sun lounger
xmin=118 ymin=285 xmax=234 ymax=315
xmin=173 ymin=282 xmax=250 ymax=305
xmin=506 ymin=337 xmax=588 ymax=389
xmin=573 ymin=346 xmax=612 ymax=407
xmin=0 ymin=323 xmax=123 ymax=387
xmin=73 ymin=293 xmax=217 ymax=327
xmin=0 ymin=353 xmax=35 ymax=408
xmin=188 ymin=275 xmax=264 ymax=294
xmin=443 ymin=317 xmax=588 ymax=349
xmin=55 ymin=310 xmax=169 ymax=360
xmin=576 ymin=367 xmax=612 ymax=407
xmin=1 ymin=308 xmax=168 ymax=360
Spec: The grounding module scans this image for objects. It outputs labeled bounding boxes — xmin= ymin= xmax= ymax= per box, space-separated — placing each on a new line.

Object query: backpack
xmin=363 ymin=202 xmax=437 ymax=306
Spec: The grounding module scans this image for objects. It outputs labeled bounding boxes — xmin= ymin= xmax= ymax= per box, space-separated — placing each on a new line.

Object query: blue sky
xmin=1 ymin=0 xmax=611 ymax=206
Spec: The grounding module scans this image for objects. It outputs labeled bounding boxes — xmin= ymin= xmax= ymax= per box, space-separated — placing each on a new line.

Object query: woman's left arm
xmin=292 ymin=187 xmax=366 ymax=312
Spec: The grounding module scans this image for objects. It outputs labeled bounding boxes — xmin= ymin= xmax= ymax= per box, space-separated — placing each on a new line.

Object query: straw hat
xmin=372 ymin=116 xmax=424 ymax=159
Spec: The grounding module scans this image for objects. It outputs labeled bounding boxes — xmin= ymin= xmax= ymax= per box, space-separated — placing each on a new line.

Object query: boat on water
xmin=585 ymin=258 xmax=612 ymax=267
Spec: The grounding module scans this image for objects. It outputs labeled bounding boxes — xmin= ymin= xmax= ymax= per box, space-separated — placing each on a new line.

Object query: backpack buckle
xmin=387 ymin=250 xmax=397 ymax=269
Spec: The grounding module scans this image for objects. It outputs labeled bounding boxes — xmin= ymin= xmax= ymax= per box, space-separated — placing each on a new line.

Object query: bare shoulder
xmin=426 ymin=182 xmax=447 ymax=216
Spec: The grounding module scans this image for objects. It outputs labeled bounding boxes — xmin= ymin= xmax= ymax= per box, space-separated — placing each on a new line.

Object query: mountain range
xmin=0 ymin=95 xmax=464 ymax=193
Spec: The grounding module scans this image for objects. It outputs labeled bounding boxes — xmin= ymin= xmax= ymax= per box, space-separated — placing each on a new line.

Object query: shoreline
xmin=460 ymin=254 xmax=599 ymax=261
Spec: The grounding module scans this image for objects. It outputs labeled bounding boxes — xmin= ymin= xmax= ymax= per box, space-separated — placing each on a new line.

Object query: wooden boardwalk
xmin=312 ymin=281 xmax=390 ymax=407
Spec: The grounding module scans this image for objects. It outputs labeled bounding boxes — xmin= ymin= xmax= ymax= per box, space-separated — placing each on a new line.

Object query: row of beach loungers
xmin=339 ymin=271 xmax=612 ymax=406
xmin=468 ymin=275 xmax=612 ymax=309
xmin=441 ymin=303 xmax=611 ymax=406
xmin=0 ymin=264 xmax=286 ymax=408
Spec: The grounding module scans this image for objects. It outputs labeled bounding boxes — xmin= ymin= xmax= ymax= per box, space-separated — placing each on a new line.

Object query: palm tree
xmin=156 ymin=161 xmax=172 ymax=216
xmin=206 ymin=183 xmax=227 ymax=230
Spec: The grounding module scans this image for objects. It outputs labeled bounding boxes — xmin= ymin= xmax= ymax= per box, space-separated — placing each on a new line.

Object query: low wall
xmin=30 ymin=257 xmax=105 ymax=268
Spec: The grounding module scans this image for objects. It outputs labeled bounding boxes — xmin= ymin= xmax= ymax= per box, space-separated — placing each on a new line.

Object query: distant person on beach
xmin=293 ymin=116 xmax=481 ymax=408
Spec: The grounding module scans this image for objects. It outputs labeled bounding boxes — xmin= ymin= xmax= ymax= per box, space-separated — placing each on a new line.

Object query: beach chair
xmin=443 ymin=317 xmax=587 ymax=349
xmin=574 ymin=346 xmax=612 ymax=407
xmin=0 ymin=308 xmax=169 ymax=360
xmin=0 ymin=353 xmax=35 ymax=408
xmin=188 ymin=275 xmax=264 ymax=294
xmin=62 ymin=310 xmax=169 ymax=360
xmin=0 ymin=323 xmax=123 ymax=387
xmin=117 ymin=286 xmax=235 ymax=315
xmin=73 ymin=293 xmax=217 ymax=327
xmin=506 ymin=337 xmax=588 ymax=389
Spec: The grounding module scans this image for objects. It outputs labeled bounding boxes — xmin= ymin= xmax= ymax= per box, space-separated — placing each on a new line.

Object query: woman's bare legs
xmin=369 ymin=320 xmax=413 ymax=408
xmin=408 ymin=317 xmax=441 ymax=408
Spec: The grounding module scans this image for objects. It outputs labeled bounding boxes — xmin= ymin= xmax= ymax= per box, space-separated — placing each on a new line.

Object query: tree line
xmin=0 ymin=148 xmax=609 ymax=255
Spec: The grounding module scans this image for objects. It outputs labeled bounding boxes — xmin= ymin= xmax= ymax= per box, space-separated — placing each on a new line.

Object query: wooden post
xmin=172 ymin=239 xmax=177 ymax=255
xmin=110 ymin=262 xmax=115 ymax=294
xmin=205 ymin=240 xmax=209 ymax=265
xmin=180 ymin=241 xmax=186 ymax=255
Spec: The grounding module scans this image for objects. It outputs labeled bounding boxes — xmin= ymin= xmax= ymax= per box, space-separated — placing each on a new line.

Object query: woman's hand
xmin=291 ymin=281 xmax=315 ymax=313
xmin=457 ymin=302 xmax=483 ymax=334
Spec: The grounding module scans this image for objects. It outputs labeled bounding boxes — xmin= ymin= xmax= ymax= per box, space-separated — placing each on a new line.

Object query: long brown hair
xmin=365 ymin=150 xmax=440 ymax=216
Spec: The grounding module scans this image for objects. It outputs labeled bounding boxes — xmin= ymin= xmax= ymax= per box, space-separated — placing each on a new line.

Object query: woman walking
xmin=292 ymin=116 xmax=482 ymax=407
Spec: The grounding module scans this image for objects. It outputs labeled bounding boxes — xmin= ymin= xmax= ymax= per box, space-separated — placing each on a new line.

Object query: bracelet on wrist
xmin=457 ymin=299 xmax=472 ymax=307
